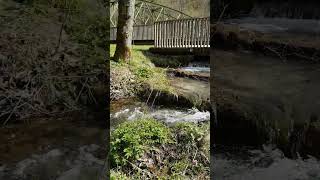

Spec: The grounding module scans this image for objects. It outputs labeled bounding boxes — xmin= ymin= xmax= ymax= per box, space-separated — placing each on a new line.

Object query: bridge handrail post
xmin=153 ymin=17 xmax=210 ymax=49
xmin=199 ymin=19 xmax=204 ymax=47
xmin=154 ymin=22 xmax=157 ymax=47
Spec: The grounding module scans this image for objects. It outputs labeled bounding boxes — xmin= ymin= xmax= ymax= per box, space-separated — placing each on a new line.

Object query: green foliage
xmin=135 ymin=67 xmax=153 ymax=79
xmin=110 ymin=170 xmax=130 ymax=180
xmin=110 ymin=120 xmax=210 ymax=179
xmin=171 ymin=160 xmax=189 ymax=173
xmin=111 ymin=119 xmax=172 ymax=166
xmin=173 ymin=122 xmax=208 ymax=145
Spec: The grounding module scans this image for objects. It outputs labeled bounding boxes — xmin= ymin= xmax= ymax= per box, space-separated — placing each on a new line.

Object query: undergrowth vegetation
xmin=110 ymin=119 xmax=210 ymax=179
xmin=0 ymin=0 xmax=108 ymax=123
xmin=110 ymin=45 xmax=176 ymax=97
xmin=111 ymin=119 xmax=172 ymax=166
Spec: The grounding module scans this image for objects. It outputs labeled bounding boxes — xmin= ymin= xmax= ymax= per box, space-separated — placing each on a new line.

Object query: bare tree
xmin=114 ymin=0 xmax=136 ymax=62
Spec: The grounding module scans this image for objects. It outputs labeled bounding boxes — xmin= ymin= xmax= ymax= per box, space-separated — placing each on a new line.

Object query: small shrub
xmin=135 ymin=67 xmax=153 ymax=79
xmin=111 ymin=119 xmax=172 ymax=167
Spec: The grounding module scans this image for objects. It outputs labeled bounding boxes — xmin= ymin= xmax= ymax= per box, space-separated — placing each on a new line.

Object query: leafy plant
xmin=135 ymin=67 xmax=153 ymax=79
xmin=111 ymin=119 xmax=172 ymax=167
xmin=110 ymin=170 xmax=130 ymax=180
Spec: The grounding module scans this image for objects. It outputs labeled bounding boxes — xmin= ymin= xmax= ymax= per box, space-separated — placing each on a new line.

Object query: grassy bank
xmin=110 ymin=45 xmax=176 ymax=97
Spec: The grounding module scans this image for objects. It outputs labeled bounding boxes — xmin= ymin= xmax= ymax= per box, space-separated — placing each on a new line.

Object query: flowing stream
xmin=111 ymin=60 xmax=210 ymax=128
xmin=111 ymin=104 xmax=210 ymax=128
xmin=213 ymin=145 xmax=320 ymax=180
xmin=110 ymin=83 xmax=210 ymax=128
xmin=0 ymin=112 xmax=107 ymax=180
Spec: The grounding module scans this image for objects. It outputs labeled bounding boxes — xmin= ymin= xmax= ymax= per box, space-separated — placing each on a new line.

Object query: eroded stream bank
xmin=212 ymin=47 xmax=320 ymax=178
xmin=213 ymin=49 xmax=320 ymax=158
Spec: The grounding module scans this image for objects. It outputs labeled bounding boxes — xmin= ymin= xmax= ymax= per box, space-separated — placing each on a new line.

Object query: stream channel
xmin=111 ymin=60 xmax=211 ymax=129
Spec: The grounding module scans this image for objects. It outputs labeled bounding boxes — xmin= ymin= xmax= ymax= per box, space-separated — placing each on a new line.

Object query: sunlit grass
xmin=110 ymin=44 xmax=176 ymax=95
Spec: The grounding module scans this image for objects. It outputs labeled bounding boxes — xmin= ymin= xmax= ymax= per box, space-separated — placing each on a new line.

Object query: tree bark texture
xmin=114 ymin=0 xmax=135 ymax=62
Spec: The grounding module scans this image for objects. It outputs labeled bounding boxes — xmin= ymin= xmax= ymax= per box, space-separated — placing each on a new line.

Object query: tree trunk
xmin=114 ymin=0 xmax=135 ymax=62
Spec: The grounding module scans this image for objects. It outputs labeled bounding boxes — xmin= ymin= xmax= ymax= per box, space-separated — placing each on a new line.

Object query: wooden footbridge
xmin=110 ymin=0 xmax=192 ymax=43
xmin=110 ymin=0 xmax=210 ymax=56
xmin=150 ymin=17 xmax=210 ymax=56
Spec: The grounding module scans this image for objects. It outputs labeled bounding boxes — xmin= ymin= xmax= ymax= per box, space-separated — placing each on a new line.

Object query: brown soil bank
xmin=211 ymin=22 xmax=320 ymax=62
xmin=138 ymin=77 xmax=211 ymax=111
xmin=212 ymin=49 xmax=320 ymax=158
xmin=167 ymin=68 xmax=209 ymax=81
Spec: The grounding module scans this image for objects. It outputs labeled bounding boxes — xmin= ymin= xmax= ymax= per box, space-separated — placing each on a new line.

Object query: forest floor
xmin=0 ymin=0 xmax=108 ymax=179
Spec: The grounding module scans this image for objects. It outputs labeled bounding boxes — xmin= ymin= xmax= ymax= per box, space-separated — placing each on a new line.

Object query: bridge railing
xmin=154 ymin=17 xmax=210 ymax=48
xmin=110 ymin=25 xmax=154 ymax=41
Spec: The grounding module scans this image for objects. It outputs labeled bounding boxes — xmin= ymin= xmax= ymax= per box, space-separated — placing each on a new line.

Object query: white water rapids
xmin=213 ymin=145 xmax=320 ymax=180
xmin=111 ymin=107 xmax=210 ymax=125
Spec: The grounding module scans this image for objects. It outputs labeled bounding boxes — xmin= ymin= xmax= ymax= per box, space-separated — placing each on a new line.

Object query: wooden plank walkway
xmin=150 ymin=17 xmax=210 ymax=56
xmin=154 ymin=18 xmax=210 ymax=48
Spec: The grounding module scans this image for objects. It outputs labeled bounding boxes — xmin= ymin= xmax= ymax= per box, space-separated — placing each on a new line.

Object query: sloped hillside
xmin=0 ymin=0 xmax=108 ymax=124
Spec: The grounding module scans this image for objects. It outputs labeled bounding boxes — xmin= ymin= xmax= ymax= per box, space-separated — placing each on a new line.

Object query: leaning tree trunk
xmin=114 ymin=0 xmax=135 ymax=62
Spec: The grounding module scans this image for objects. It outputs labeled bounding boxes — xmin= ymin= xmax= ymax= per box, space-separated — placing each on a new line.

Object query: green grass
xmin=110 ymin=45 xmax=176 ymax=95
